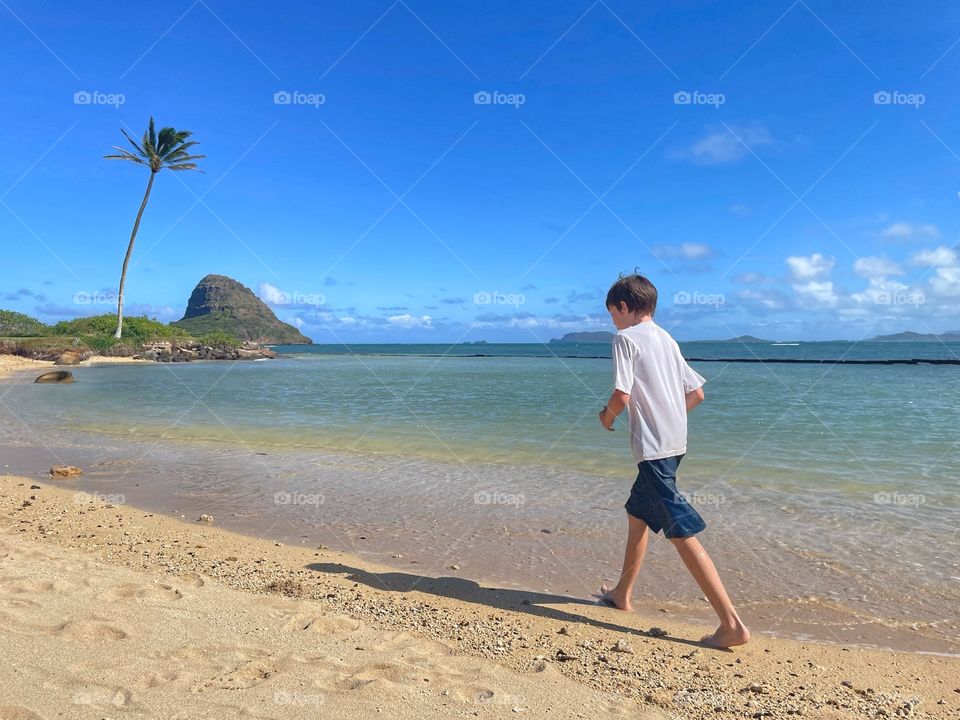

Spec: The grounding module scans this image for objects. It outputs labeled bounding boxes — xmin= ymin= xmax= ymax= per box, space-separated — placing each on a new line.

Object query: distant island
xmin=549 ymin=331 xmax=615 ymax=343
xmin=870 ymin=330 xmax=960 ymax=342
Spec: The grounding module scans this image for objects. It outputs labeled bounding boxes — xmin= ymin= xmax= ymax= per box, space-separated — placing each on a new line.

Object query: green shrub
xmin=51 ymin=313 xmax=181 ymax=346
xmin=200 ymin=330 xmax=242 ymax=349
xmin=0 ymin=310 xmax=50 ymax=337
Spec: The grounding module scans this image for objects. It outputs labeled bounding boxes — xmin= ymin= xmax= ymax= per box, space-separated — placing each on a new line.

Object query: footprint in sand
xmin=98 ymin=581 xmax=184 ymax=603
xmin=206 ymin=659 xmax=277 ymax=691
xmin=44 ymin=619 xmax=129 ymax=642
xmin=279 ymin=613 xmax=362 ymax=636
xmin=2 ymin=578 xmax=60 ymax=595
xmin=71 ymin=686 xmax=132 ymax=708
xmin=0 ymin=706 xmax=44 ymax=720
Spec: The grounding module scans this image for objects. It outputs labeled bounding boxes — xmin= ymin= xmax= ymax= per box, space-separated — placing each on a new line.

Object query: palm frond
xmin=104 ymin=148 xmax=148 ymax=164
xmin=119 ymin=129 xmax=147 ymax=159
xmin=166 ymin=163 xmax=205 ymax=172
xmin=163 ymin=151 xmax=206 ymax=166
xmin=147 ymin=117 xmax=157 ymax=153
xmin=159 ymin=139 xmax=199 ymax=162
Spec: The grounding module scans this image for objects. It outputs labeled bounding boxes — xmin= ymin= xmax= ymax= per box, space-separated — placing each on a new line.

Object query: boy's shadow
xmin=307 ymin=562 xmax=708 ymax=650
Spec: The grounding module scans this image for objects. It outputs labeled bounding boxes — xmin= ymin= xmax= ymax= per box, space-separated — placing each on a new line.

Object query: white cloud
xmin=652 ymin=242 xmax=717 ymax=260
xmin=258 ymin=282 xmax=287 ymax=305
xmin=735 ymin=288 xmax=787 ymax=310
xmin=786 ymin=253 xmax=834 ymax=281
xmin=387 ymin=314 xmax=433 ymax=329
xmin=931 ymin=266 xmax=960 ymax=297
xmin=910 ymin=246 xmax=958 ymax=267
xmin=793 ymin=280 xmax=838 ymax=306
xmin=879 ymin=222 xmax=940 ymax=241
xmin=686 ymin=125 xmax=773 ymax=165
xmin=733 ymin=271 xmax=773 ymax=285
xmin=853 ymin=256 xmax=902 ymax=278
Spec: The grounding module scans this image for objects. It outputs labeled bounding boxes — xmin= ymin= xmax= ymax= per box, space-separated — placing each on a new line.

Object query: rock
xmin=198 ymin=514 xmax=214 ymax=523
xmin=557 ymin=626 xmax=570 ymax=635
xmin=34 ymin=370 xmax=74 ymax=384
xmin=554 ymin=649 xmax=578 ymax=662
xmin=450 ymin=564 xmax=461 ymax=570
xmin=647 ymin=626 xmax=668 ymax=637
xmin=611 ymin=638 xmax=634 ymax=653
xmin=50 ymin=465 xmax=83 ymax=478
xmin=30 ymin=484 xmax=40 ymax=489
xmin=745 ymin=683 xmax=771 ymax=695
xmin=172 ymin=274 xmax=312 ymax=344
xmin=54 ymin=350 xmax=83 ymax=365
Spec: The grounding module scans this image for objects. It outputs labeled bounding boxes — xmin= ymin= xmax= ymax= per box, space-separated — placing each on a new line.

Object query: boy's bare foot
xmin=598 ymin=584 xmax=633 ymax=612
xmin=700 ymin=623 xmax=751 ymax=649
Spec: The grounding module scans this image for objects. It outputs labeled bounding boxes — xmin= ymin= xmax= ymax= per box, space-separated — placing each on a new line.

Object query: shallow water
xmin=1 ymin=344 xmax=958 ymax=653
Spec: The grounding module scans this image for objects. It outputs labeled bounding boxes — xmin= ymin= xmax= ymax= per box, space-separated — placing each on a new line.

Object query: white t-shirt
xmin=611 ymin=321 xmax=706 ymax=462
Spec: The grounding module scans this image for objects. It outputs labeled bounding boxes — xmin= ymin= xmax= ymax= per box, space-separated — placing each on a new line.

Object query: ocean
xmin=2 ymin=340 xmax=958 ymax=653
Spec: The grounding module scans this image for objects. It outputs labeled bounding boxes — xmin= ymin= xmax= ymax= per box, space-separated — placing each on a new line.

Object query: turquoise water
xmin=2 ymin=342 xmax=958 ymax=652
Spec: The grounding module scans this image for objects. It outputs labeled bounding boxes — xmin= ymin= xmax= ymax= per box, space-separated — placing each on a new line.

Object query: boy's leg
xmin=600 ymin=513 xmax=648 ymax=611
xmin=670 ymin=535 xmax=750 ymax=648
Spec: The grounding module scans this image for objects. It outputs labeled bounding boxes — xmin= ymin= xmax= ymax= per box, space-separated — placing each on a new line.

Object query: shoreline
xmin=2 ymin=474 xmax=958 ymax=718
xmin=0 ymin=353 xmax=150 ymax=379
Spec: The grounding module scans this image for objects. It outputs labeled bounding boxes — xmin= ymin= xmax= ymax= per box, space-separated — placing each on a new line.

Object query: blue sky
xmin=2 ymin=0 xmax=960 ymax=342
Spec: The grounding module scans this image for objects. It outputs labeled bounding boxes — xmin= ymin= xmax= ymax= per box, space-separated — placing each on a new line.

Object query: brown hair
xmin=605 ymin=273 xmax=658 ymax=316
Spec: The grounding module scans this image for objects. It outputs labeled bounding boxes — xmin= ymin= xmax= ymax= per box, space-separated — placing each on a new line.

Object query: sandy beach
xmin=0 ymin=354 xmax=151 ymax=380
xmin=1 ymin=474 xmax=957 ymax=719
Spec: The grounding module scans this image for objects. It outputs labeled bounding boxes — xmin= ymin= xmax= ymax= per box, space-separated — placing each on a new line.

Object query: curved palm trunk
xmin=115 ymin=171 xmax=156 ymax=339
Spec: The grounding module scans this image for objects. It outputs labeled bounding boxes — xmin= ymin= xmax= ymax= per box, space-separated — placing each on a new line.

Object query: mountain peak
xmin=173 ymin=275 xmax=311 ymax=344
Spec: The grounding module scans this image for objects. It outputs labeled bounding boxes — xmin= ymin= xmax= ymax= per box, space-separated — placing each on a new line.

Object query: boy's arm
xmin=685 ymin=387 xmax=704 ymax=412
xmin=599 ymin=389 xmax=629 ymax=431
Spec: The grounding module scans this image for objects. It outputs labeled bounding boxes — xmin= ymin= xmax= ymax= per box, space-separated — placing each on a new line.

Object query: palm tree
xmin=104 ymin=117 xmax=204 ymax=339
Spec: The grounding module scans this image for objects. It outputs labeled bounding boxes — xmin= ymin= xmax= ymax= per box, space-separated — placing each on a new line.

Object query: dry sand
xmin=0 ymin=354 xmax=150 ymax=381
xmin=0 ymin=355 xmax=50 ymax=378
xmin=1 ymin=475 xmax=957 ymax=719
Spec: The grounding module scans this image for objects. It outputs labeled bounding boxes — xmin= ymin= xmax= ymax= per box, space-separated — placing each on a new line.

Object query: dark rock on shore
xmin=133 ymin=340 xmax=277 ymax=363
xmin=35 ymin=370 xmax=74 ymax=384
xmin=54 ymin=350 xmax=84 ymax=365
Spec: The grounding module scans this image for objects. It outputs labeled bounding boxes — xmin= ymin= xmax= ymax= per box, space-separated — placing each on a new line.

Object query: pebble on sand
xmin=50 ymin=465 xmax=83 ymax=478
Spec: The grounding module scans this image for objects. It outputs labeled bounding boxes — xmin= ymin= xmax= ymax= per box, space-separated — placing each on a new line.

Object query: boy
xmin=597 ymin=274 xmax=750 ymax=649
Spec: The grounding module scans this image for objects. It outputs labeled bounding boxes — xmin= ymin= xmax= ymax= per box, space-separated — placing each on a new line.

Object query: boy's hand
xmin=598 ymin=406 xmax=616 ymax=431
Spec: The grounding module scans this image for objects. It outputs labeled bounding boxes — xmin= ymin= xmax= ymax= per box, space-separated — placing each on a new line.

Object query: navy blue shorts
xmin=624 ymin=454 xmax=706 ymax=538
